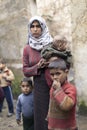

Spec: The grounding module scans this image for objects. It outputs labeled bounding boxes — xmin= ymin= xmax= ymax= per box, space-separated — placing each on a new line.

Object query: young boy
xmin=0 ymin=58 xmax=14 ymax=117
xmin=16 ymin=77 xmax=34 ymax=130
xmin=47 ymin=59 xmax=78 ymax=130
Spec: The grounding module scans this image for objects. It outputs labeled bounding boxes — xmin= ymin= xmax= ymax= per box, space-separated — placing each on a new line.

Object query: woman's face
xmin=30 ymin=21 xmax=42 ymax=38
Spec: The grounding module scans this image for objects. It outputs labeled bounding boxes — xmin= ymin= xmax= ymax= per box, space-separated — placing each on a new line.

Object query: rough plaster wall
xmin=37 ymin=0 xmax=72 ymax=41
xmin=0 ymin=0 xmax=87 ymax=102
xmin=71 ymin=0 xmax=87 ymax=102
xmin=0 ymin=0 xmax=71 ymax=60
xmin=0 ymin=0 xmax=30 ymax=60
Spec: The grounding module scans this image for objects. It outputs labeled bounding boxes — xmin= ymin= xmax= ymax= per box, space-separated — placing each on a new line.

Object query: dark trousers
xmin=23 ymin=115 xmax=34 ymax=130
xmin=2 ymin=86 xmax=14 ymax=113
xmin=0 ymin=100 xmax=4 ymax=112
xmin=0 ymin=87 xmax=4 ymax=112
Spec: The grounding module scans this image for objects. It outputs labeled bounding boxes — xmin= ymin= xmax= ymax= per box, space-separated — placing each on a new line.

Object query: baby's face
xmin=53 ymin=40 xmax=67 ymax=51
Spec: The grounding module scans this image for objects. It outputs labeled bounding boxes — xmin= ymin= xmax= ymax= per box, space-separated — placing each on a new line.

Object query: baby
xmin=41 ymin=35 xmax=72 ymax=66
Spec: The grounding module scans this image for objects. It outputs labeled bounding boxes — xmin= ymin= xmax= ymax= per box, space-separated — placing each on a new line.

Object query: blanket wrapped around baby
xmin=41 ymin=44 xmax=72 ymax=68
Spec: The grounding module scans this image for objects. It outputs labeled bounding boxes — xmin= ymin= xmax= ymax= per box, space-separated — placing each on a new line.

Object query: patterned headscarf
xmin=28 ymin=16 xmax=53 ymax=51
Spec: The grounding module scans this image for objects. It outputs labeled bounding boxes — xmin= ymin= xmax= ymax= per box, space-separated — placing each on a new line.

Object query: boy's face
xmin=49 ymin=68 xmax=68 ymax=85
xmin=21 ymin=82 xmax=32 ymax=95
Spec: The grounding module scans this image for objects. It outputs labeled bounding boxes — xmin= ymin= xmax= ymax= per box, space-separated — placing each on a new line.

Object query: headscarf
xmin=28 ymin=16 xmax=53 ymax=51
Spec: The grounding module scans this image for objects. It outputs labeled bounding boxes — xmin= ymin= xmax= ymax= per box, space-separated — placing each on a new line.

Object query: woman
xmin=22 ymin=16 xmax=53 ymax=130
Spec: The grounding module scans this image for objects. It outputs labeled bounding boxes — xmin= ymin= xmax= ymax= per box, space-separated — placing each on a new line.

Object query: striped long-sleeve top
xmin=48 ymin=81 xmax=77 ymax=130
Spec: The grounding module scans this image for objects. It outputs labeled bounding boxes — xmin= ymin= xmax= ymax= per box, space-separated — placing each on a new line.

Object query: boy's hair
xmin=48 ymin=59 xmax=68 ymax=70
xmin=0 ymin=58 xmax=6 ymax=64
xmin=21 ymin=77 xmax=33 ymax=89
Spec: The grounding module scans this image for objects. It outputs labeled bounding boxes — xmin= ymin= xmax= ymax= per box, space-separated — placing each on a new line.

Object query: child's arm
xmin=3 ymin=69 xmax=15 ymax=81
xmin=52 ymin=81 xmax=77 ymax=111
xmin=16 ymin=97 xmax=22 ymax=125
xmin=1 ymin=69 xmax=14 ymax=86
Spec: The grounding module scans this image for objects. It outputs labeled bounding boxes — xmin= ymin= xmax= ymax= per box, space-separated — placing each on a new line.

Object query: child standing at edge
xmin=47 ymin=59 xmax=78 ymax=130
xmin=0 ymin=58 xmax=14 ymax=117
xmin=16 ymin=78 xmax=34 ymax=130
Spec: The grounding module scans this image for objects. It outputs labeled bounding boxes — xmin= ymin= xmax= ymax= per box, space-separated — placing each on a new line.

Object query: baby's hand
xmin=2 ymin=73 xmax=7 ymax=79
xmin=52 ymin=80 xmax=61 ymax=90
xmin=2 ymin=76 xmax=7 ymax=80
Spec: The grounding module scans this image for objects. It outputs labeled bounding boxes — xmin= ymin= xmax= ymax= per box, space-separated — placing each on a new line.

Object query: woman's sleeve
xmin=23 ymin=46 xmax=39 ymax=77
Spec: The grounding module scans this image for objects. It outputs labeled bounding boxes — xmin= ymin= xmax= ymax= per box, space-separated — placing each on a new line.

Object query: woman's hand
xmin=37 ymin=59 xmax=49 ymax=68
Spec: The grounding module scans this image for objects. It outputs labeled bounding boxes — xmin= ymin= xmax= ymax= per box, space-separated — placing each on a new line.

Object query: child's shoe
xmin=7 ymin=112 xmax=13 ymax=117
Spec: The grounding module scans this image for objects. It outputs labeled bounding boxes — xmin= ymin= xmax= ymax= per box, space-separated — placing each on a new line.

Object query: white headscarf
xmin=28 ymin=16 xmax=53 ymax=51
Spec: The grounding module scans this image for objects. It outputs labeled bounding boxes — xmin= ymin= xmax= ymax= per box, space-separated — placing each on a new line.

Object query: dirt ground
xmin=0 ymin=100 xmax=22 ymax=130
xmin=0 ymin=100 xmax=87 ymax=130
